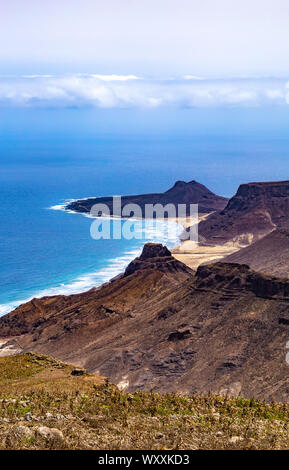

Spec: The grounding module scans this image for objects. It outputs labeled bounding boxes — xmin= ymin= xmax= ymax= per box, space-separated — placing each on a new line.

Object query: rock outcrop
xmin=197 ymin=181 xmax=289 ymax=245
xmin=124 ymin=243 xmax=190 ymax=276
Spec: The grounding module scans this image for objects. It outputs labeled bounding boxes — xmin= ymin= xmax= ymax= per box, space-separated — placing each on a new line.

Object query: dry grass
xmin=1 ymin=353 xmax=289 ymax=450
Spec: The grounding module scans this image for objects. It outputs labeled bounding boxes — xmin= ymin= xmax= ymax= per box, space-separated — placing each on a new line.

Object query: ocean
xmin=1 ymin=106 xmax=289 ymax=315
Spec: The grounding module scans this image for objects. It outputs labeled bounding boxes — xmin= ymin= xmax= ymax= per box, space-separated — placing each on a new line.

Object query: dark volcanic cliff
xmin=197 ymin=180 xmax=289 ymax=245
xmin=66 ymin=180 xmax=228 ymax=216
xmin=2 ymin=243 xmax=289 ymax=402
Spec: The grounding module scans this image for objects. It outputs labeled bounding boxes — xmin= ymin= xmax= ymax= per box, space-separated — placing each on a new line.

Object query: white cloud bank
xmin=0 ymin=74 xmax=287 ymax=108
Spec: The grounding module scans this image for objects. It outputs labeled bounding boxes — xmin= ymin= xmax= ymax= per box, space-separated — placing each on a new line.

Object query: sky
xmin=1 ymin=0 xmax=289 ymax=108
xmin=1 ymin=0 xmax=289 ymax=77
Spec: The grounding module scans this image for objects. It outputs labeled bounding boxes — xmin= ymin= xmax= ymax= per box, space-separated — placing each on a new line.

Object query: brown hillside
xmin=1 ymin=244 xmax=289 ymax=402
xmin=222 ymin=228 xmax=289 ymax=278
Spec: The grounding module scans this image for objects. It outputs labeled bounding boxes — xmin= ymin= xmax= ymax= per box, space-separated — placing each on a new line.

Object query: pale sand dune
xmin=172 ymin=243 xmax=239 ymax=270
xmin=171 ymin=212 xmax=239 ymax=270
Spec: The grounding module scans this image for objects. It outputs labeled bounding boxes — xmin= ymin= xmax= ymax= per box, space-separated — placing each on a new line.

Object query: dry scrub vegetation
xmin=0 ymin=353 xmax=289 ymax=450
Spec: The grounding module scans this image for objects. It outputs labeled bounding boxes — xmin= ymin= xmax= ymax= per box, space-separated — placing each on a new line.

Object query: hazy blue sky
xmin=1 ymin=0 xmax=289 ymax=77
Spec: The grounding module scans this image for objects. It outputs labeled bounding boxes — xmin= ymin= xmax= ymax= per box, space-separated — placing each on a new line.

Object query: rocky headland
xmin=66 ymin=180 xmax=228 ymax=217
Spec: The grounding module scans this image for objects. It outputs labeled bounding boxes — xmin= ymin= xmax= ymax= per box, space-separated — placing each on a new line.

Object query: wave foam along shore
xmin=49 ymin=198 xmax=99 ymax=218
xmin=0 ymin=248 xmax=142 ymax=317
xmin=0 ymin=203 xmax=183 ymax=317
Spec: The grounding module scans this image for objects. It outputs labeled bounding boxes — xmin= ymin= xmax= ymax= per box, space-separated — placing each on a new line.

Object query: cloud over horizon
xmin=0 ymin=74 xmax=287 ymax=108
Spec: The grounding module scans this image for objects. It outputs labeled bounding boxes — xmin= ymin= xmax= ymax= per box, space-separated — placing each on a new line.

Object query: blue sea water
xmin=1 ymin=106 xmax=289 ymax=315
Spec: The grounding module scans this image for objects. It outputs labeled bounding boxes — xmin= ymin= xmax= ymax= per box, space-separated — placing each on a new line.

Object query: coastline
xmin=0 ymin=247 xmax=143 ymax=316
xmin=0 ymin=202 xmax=184 ymax=317
xmin=0 ymin=199 xmax=237 ymax=317
xmin=57 ymin=199 xmax=239 ymax=272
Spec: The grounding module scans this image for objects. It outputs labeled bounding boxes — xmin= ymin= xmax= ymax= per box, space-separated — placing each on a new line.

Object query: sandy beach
xmin=171 ymin=213 xmax=240 ymax=270
xmin=172 ymin=242 xmax=239 ymax=270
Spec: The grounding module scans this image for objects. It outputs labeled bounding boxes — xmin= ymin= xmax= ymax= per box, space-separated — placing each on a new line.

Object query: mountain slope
xmin=66 ymin=180 xmax=228 ymax=216
xmin=2 ymin=244 xmax=289 ymax=401
xmin=198 ymin=181 xmax=289 ymax=246
xmin=222 ymin=228 xmax=289 ymax=278
xmin=0 ymin=243 xmax=193 ymax=358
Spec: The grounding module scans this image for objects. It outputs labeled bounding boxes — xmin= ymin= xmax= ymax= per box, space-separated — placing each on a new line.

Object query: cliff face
xmin=2 ymin=244 xmax=289 ymax=402
xmin=223 ymin=228 xmax=289 ymax=278
xmin=66 ymin=180 xmax=228 ymax=216
xmin=198 ymin=181 xmax=289 ymax=245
